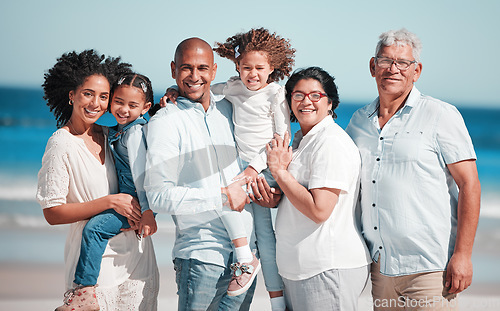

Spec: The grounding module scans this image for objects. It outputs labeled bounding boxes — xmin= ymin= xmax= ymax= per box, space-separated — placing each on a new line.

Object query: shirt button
xmin=374 ymin=226 xmax=378 ymax=230
xmin=372 ymin=180 xmax=376 ymax=183
xmin=376 ymin=158 xmax=380 ymax=161
xmin=379 ymin=246 xmax=383 ymax=249
xmin=380 ymin=137 xmax=384 ymax=140
xmin=372 ymin=203 xmax=376 ymax=207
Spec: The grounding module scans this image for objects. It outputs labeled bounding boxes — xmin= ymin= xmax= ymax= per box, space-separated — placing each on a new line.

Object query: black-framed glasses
xmin=375 ymin=57 xmax=417 ymax=70
xmin=291 ymin=91 xmax=328 ymax=102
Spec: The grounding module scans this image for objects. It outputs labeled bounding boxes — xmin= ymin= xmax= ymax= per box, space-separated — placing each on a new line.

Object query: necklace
xmin=68 ymin=120 xmax=103 ymax=156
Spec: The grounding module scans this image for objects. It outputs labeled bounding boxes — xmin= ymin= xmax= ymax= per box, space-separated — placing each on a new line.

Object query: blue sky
xmin=1 ymin=0 xmax=499 ymax=107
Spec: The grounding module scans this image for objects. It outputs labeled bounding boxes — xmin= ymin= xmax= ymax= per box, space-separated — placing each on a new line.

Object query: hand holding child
xmin=248 ymin=176 xmax=282 ymax=208
xmin=160 ymin=88 xmax=179 ymax=107
xmin=139 ymin=210 xmax=157 ymax=238
xmin=223 ymin=178 xmax=251 ymax=212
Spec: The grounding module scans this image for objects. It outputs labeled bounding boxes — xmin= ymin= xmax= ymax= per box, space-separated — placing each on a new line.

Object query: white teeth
xmin=85 ymin=108 xmax=99 ymax=115
xmin=187 ymin=83 xmax=202 ymax=89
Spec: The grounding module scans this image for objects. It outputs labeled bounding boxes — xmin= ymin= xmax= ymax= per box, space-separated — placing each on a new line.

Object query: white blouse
xmin=275 ymin=117 xmax=371 ymax=280
xmin=37 ymin=128 xmax=159 ymax=310
xmin=212 ymin=77 xmax=291 ymax=173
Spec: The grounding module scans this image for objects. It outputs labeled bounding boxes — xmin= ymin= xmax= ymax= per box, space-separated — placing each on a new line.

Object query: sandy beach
xmin=1 ymin=221 xmax=500 ymax=311
xmin=1 ymin=262 xmax=500 ymax=310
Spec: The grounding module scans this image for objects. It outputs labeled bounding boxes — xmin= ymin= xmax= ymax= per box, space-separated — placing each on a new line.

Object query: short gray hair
xmin=375 ymin=28 xmax=422 ymax=62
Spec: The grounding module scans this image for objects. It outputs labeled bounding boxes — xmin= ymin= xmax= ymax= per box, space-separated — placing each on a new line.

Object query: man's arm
xmin=144 ymin=112 xmax=222 ymax=215
xmin=445 ymin=159 xmax=481 ymax=294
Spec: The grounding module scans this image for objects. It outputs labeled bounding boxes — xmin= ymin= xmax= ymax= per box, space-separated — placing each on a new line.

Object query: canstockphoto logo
xmin=372 ymin=296 xmax=457 ymax=309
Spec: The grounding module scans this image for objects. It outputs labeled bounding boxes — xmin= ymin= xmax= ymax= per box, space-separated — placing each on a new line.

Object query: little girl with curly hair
xmin=216 ymin=28 xmax=297 ymax=311
xmin=164 ymin=28 xmax=295 ymax=310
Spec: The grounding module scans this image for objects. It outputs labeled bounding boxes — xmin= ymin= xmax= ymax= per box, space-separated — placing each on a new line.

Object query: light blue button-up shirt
xmin=346 ymin=87 xmax=476 ymax=276
xmin=143 ymin=94 xmax=255 ymax=267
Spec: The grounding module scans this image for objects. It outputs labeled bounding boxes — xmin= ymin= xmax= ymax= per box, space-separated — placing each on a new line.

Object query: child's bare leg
xmin=232 ymin=237 xmax=248 ymax=248
xmin=269 ymin=290 xmax=283 ymax=298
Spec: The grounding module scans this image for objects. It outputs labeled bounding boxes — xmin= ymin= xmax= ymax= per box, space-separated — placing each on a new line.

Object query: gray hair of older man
xmin=375 ymin=28 xmax=423 ymax=63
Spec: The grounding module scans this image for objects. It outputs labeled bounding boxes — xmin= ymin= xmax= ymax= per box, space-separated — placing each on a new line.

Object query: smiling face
xmin=110 ymin=85 xmax=151 ymax=125
xmin=236 ymin=51 xmax=274 ymax=91
xmin=171 ymin=41 xmax=217 ymax=110
xmin=291 ymin=78 xmax=332 ymax=135
xmin=370 ymin=44 xmax=422 ymax=102
xmin=69 ymin=74 xmax=110 ymax=127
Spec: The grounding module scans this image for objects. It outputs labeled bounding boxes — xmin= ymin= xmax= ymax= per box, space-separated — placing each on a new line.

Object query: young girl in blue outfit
xmin=61 ymin=73 xmax=157 ymax=310
xmin=165 ymin=28 xmax=295 ymax=311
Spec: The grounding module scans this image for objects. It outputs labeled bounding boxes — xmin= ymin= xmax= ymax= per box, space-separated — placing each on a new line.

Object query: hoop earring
xmin=69 ymin=100 xmax=74 ymax=105
xmin=328 ymin=109 xmax=333 ymax=116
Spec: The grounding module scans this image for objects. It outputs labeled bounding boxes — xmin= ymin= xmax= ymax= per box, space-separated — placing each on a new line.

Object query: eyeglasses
xmin=375 ymin=57 xmax=417 ymax=70
xmin=291 ymin=91 xmax=328 ymax=102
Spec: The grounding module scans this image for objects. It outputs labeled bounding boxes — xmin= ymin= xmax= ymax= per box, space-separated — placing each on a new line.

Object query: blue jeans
xmin=242 ymin=160 xmax=284 ymax=292
xmin=174 ymin=257 xmax=256 ymax=311
xmin=74 ymin=209 xmax=130 ymax=286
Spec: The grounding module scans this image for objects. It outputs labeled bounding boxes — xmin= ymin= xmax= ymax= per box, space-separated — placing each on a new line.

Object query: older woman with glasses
xmin=265 ymin=67 xmax=371 ymax=310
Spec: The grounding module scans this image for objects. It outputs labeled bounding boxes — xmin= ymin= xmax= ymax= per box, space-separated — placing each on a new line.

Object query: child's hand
xmin=139 ymin=210 xmax=157 ymax=238
xmin=233 ymin=166 xmax=259 ymax=184
xmin=160 ymin=88 xmax=179 ymax=107
xmin=122 ymin=218 xmax=140 ymax=232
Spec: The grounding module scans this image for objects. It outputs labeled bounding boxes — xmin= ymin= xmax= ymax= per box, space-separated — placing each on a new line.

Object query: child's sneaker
xmin=55 ymin=285 xmax=99 ymax=311
xmin=227 ymin=253 xmax=261 ymax=296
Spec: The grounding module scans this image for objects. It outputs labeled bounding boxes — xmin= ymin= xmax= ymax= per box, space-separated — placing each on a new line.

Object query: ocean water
xmin=1 ymin=86 xmax=499 ymax=283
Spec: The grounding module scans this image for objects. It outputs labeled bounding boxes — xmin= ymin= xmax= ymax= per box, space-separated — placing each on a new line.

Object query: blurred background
xmin=1 ymin=0 xmax=499 ymax=309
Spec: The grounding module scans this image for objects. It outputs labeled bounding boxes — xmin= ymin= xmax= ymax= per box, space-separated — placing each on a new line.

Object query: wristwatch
xmin=221 ymin=192 xmax=228 ymax=204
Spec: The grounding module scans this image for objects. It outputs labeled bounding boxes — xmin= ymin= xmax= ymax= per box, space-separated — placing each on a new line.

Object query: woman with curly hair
xmin=37 ymin=50 xmax=159 ymax=310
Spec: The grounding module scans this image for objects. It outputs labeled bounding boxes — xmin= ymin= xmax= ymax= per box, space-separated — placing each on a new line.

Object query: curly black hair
xmin=285 ymin=67 xmax=340 ymax=122
xmin=214 ymin=28 xmax=296 ymax=83
xmin=42 ymin=49 xmax=132 ymax=128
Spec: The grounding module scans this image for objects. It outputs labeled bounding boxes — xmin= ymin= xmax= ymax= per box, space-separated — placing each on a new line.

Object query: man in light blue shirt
xmin=346 ymin=29 xmax=481 ymax=310
xmin=144 ymin=38 xmax=276 ymax=310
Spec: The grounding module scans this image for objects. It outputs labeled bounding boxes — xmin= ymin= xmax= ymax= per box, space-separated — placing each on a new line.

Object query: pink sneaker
xmin=55 ymin=285 xmax=100 ymax=311
xmin=227 ymin=253 xmax=261 ymax=296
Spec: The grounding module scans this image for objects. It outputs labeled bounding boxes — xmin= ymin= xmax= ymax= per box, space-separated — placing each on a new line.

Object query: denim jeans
xmin=74 ymin=209 xmax=130 ymax=286
xmin=174 ymin=257 xmax=256 ymax=311
xmin=241 ymin=160 xmax=284 ymax=292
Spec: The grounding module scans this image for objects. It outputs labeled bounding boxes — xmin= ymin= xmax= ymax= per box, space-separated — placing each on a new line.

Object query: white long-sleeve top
xmin=212 ymin=77 xmax=291 ymax=173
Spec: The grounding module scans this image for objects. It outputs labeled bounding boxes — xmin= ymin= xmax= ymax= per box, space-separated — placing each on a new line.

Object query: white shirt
xmin=212 ymin=77 xmax=291 ymax=173
xmin=275 ymin=117 xmax=371 ymax=280
xmin=36 ymin=128 xmax=159 ymax=310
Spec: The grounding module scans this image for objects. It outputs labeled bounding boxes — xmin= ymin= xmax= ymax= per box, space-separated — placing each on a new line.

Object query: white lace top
xmin=37 ymin=128 xmax=159 ymax=310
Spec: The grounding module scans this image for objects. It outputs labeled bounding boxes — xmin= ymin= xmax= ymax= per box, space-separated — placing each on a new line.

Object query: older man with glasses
xmin=346 ymin=28 xmax=481 ymax=310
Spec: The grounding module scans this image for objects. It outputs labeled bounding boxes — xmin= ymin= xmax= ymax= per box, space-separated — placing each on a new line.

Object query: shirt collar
xmin=365 ymin=86 xmax=421 ymax=118
xmin=109 ymin=116 xmax=147 ymax=139
xmin=176 ymin=92 xmax=218 ymax=114
xmin=292 ymin=116 xmax=333 ymax=148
